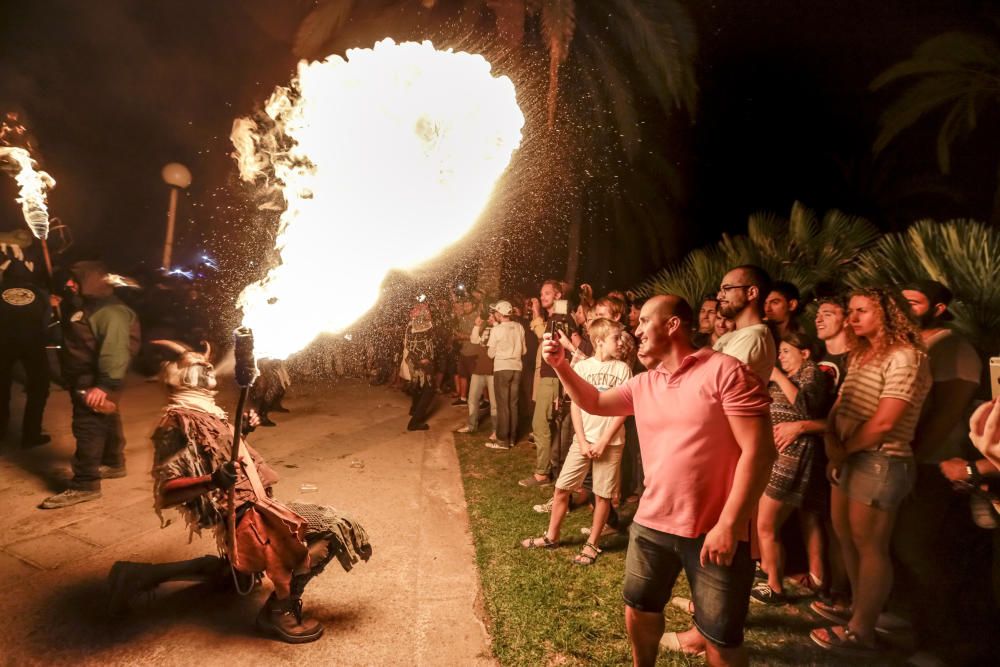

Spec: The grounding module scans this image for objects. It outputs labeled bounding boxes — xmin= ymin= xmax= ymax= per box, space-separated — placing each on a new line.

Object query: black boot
xmin=107 ymin=556 xmax=223 ymax=615
xmin=255 ymin=593 xmax=324 ymax=643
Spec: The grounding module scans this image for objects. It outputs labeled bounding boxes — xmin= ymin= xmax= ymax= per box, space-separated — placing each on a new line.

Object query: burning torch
xmin=227 ymin=326 xmax=259 ymax=557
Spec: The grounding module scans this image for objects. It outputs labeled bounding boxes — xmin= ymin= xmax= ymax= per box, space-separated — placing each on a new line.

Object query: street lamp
xmin=161 ymin=162 xmax=192 ymax=270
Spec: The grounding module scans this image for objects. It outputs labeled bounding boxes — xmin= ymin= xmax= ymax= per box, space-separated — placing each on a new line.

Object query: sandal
xmin=669 ymin=596 xmax=694 ymax=615
xmin=810 ymin=625 xmax=879 ymax=657
xmin=572 ymin=542 xmax=601 ymax=566
xmin=659 ymin=631 xmax=705 ymax=657
xmin=810 ymin=599 xmax=852 ymax=625
xmin=520 ymin=533 xmax=559 ymax=549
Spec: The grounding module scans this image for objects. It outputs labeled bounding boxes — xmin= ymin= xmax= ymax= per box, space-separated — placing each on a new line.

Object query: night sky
xmin=1 ymin=0 xmax=995 ymax=295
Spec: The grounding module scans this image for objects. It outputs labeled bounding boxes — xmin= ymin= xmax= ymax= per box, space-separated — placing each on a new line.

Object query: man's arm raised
xmin=542 ymin=332 xmax=633 ymax=417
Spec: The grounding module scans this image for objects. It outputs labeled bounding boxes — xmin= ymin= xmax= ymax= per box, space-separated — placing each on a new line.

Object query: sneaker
xmin=750 ymin=581 xmax=786 ymax=605
xmin=99 ymin=465 xmax=127 ymax=479
xmin=451 ymin=398 xmax=468 ymax=407
xmin=21 ymin=434 xmax=52 ymax=448
xmin=454 ymin=426 xmax=472 ymax=434
xmin=580 ymin=524 xmax=618 ymax=538
xmin=754 ymin=562 xmax=768 ymax=581
xmin=533 ymin=497 xmax=555 ymax=513
xmin=518 ymin=475 xmax=552 ymax=488
xmin=485 ymin=441 xmax=510 ymax=450
xmin=39 ymin=489 xmax=102 ymax=509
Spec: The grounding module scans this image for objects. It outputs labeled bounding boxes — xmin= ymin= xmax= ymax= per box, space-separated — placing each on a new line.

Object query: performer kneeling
xmin=107 ymin=340 xmax=372 ymax=643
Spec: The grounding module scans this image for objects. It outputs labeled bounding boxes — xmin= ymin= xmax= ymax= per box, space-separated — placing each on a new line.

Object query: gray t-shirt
xmin=916 ymin=330 xmax=981 ymax=463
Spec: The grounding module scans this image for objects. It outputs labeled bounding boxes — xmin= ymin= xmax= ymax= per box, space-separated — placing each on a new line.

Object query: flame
xmin=232 ymin=38 xmax=524 ymax=360
xmin=0 ymin=146 xmax=56 ymax=240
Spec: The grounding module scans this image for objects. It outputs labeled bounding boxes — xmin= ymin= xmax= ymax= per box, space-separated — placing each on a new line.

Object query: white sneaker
xmin=533 ymin=497 xmax=555 ymax=513
xmin=580 ymin=525 xmax=618 ymax=538
xmin=455 ymin=426 xmax=472 ymax=434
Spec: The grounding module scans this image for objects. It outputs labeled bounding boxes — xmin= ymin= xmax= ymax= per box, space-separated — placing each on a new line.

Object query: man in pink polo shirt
xmin=542 ymin=295 xmax=775 ymax=667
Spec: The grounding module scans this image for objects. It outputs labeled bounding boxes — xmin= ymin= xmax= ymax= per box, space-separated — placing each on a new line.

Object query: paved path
xmin=0 ymin=376 xmax=494 ymax=666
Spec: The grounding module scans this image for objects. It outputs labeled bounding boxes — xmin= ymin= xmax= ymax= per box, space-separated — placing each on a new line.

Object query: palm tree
xmin=870 ymin=25 xmax=1000 ymax=224
xmin=634 ymin=201 xmax=881 ymax=307
xmin=289 ymin=0 xmax=698 ymax=289
xmin=851 ymin=219 xmax=1000 ymax=355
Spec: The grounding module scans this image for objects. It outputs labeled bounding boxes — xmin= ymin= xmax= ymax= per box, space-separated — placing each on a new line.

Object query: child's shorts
xmin=555 ymin=440 xmax=623 ymax=499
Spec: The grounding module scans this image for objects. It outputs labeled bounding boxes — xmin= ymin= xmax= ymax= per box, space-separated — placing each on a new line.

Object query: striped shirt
xmin=833 ymin=346 xmax=931 ymax=457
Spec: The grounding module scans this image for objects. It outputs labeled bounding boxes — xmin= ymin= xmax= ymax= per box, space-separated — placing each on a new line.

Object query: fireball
xmin=232 ymin=38 xmax=523 ymax=360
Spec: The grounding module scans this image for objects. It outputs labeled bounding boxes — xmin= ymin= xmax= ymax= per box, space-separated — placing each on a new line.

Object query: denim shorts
xmin=622 ymin=523 xmax=753 ymax=648
xmin=834 ymin=450 xmax=916 ymax=510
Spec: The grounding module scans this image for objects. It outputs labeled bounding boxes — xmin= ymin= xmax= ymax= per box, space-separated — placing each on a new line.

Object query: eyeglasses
xmin=717 ymin=284 xmax=751 ymax=296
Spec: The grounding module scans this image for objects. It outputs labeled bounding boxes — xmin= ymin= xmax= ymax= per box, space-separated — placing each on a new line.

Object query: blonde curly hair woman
xmin=810 ymin=286 xmax=931 ymax=657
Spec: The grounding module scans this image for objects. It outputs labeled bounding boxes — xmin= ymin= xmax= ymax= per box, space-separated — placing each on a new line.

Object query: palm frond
xmin=611 ymin=0 xmax=698 ymax=117
xmin=293 ymin=0 xmax=355 ymax=59
xmin=634 ymin=247 xmax=728 ymax=306
xmin=634 ymin=201 xmax=880 ymax=304
xmin=852 ymin=219 xmax=1000 ymax=354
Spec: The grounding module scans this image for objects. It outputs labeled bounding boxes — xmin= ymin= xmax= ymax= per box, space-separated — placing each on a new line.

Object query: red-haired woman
xmin=810 ymin=287 xmax=931 ymax=656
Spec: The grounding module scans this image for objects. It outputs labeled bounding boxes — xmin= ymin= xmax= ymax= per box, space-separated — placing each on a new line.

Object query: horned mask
xmin=152 ymin=340 xmax=218 ymax=392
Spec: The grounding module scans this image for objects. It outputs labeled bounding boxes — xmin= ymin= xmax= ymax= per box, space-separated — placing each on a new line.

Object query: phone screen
xmin=553 ymin=299 xmax=568 ymax=316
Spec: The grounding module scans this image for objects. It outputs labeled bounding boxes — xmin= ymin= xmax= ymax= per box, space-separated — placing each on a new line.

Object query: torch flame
xmin=232 ymin=39 xmax=524 ymax=360
xmin=0 ymin=146 xmax=56 ymax=240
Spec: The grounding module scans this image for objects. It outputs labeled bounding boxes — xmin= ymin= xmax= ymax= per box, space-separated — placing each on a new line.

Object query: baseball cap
xmin=490 ymin=300 xmax=513 ymax=316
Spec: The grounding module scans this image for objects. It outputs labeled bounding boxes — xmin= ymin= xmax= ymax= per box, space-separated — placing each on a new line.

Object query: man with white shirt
xmin=713 ymin=265 xmax=776 ymax=382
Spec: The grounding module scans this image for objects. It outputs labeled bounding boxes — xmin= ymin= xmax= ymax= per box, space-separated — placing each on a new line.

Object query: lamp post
xmin=160 ymin=162 xmax=192 ymax=270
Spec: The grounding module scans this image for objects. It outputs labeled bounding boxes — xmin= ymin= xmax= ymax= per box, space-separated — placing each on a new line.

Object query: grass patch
xmin=454 ymin=429 xmax=901 ymax=666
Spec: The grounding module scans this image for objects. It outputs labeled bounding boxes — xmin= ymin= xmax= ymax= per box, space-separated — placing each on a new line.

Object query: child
xmin=520 ymin=318 xmax=633 ymax=564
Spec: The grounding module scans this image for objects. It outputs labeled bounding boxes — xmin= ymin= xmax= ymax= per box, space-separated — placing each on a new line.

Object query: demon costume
xmin=404 ymin=302 xmax=436 ymax=430
xmin=107 ymin=341 xmax=371 ymax=643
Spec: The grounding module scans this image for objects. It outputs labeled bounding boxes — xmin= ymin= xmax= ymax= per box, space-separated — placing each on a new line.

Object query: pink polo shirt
xmin=618 ymin=348 xmax=770 ymax=540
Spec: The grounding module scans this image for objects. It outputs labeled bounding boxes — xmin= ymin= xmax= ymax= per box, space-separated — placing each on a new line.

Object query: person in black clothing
xmin=0 ymin=246 xmax=51 ymax=447
xmin=40 ymin=261 xmax=140 ymax=509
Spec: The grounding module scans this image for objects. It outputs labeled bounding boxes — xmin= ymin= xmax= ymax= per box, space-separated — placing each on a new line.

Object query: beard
xmin=917 ymin=311 xmax=942 ymax=329
xmin=718 ymin=302 xmax=741 ymax=319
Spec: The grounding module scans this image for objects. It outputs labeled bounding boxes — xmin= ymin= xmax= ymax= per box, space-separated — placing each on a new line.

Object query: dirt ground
xmin=0 ymin=375 xmax=495 ymax=667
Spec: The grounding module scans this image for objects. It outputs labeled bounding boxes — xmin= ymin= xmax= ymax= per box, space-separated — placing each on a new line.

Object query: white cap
xmin=491 ymin=300 xmax=513 ymax=316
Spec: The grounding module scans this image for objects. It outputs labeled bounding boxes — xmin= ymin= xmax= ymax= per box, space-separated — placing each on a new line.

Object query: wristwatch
xmin=965 ymin=462 xmax=982 ymax=485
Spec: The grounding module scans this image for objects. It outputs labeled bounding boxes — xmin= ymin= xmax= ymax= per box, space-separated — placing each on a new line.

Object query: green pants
xmin=531 ymin=377 xmax=560 ymax=477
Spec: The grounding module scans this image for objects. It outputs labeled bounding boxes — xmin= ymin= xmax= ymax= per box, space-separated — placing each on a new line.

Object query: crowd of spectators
xmin=375 ymin=268 xmax=999 ymax=667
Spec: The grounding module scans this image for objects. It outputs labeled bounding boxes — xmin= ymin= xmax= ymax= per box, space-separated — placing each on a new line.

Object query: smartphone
xmin=991 ymin=357 xmax=1000 ymax=401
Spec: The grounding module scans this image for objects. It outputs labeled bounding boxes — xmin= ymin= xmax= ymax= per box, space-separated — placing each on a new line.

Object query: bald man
xmin=543 ymin=295 xmax=775 ymax=667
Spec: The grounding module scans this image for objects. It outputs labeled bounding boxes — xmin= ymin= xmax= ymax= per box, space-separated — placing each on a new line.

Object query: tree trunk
xmin=563 ymin=200 xmax=582 ymax=289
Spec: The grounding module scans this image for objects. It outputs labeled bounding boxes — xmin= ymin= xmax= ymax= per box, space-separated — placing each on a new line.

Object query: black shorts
xmin=457 ymin=354 xmax=477 ymax=379
xmin=622 ymin=523 xmax=753 ymax=648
